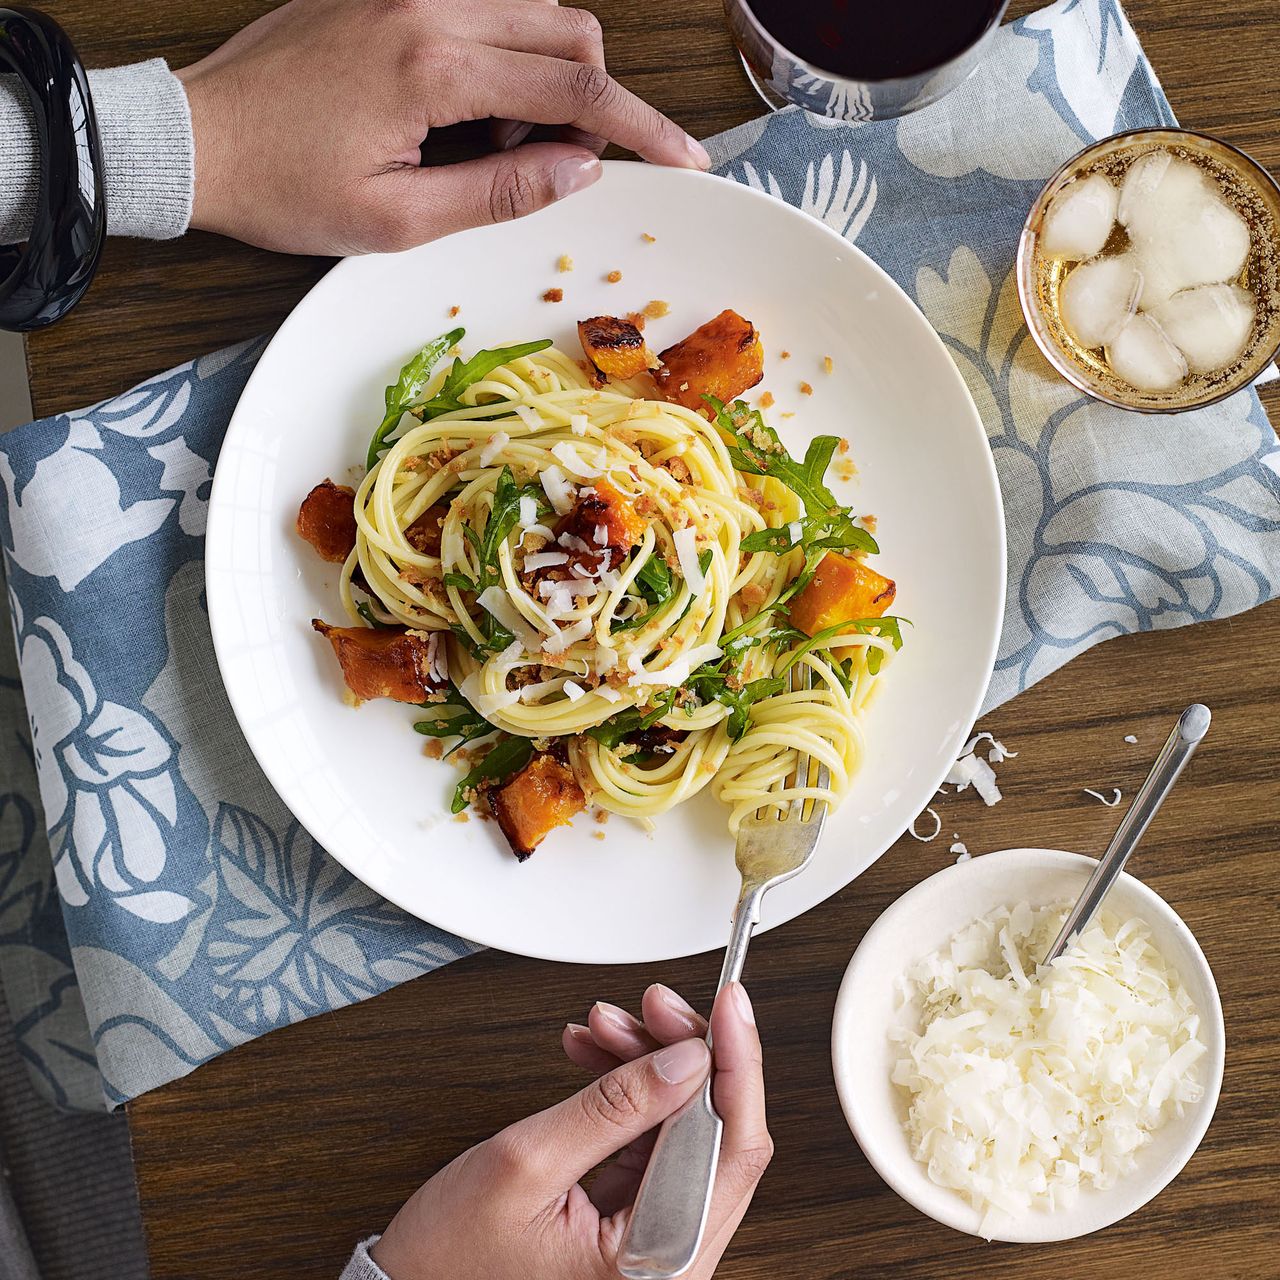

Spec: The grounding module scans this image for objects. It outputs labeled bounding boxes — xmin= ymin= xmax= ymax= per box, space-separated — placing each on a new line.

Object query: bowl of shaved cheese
xmin=831 ymin=848 xmax=1224 ymax=1243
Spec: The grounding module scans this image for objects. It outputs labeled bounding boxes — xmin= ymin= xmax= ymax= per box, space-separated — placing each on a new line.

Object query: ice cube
xmin=1106 ymin=313 xmax=1189 ymax=392
xmin=1040 ymin=174 xmax=1119 ymax=260
xmin=1151 ymin=284 xmax=1256 ymax=373
xmin=1117 ymin=152 xmax=1213 ymax=238
xmin=1059 ymin=255 xmax=1144 ymax=349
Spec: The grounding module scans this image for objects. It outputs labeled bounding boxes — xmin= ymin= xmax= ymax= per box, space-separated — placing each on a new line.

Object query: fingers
xmin=499 ymin=1039 xmax=711 ymax=1192
xmin=372 ymin=142 xmax=600 ymax=247
xmin=563 ymin=987 xmax=709 ymax=1074
xmin=707 ymin=984 xmax=773 ymax=1228
xmin=429 ymin=46 xmax=709 ymax=169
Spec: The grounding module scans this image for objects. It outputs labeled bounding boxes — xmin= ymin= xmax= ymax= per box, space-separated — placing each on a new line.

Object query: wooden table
xmin=25 ymin=2 xmax=1280 ymax=1276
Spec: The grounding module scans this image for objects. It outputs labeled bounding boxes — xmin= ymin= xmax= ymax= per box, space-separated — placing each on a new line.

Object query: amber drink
xmin=1018 ymin=129 xmax=1280 ymax=413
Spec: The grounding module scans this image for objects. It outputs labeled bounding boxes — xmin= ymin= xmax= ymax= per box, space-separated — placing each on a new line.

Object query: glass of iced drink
xmin=1017 ymin=128 xmax=1280 ymax=412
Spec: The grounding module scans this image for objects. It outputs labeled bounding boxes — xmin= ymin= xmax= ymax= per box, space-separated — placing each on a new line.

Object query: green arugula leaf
xmin=418 ymin=339 xmax=553 ymax=419
xmin=451 ymin=735 xmax=534 ymax=814
xmin=367 ymin=328 xmax=463 ymax=469
xmin=778 ymin=615 xmax=907 ymax=675
xmin=586 ymin=690 xmax=679 ymax=749
xmin=720 ymin=675 xmax=787 ymax=740
xmin=443 ymin=571 xmax=479 ymax=593
xmin=721 ymin=622 xmax=805 ymax=659
xmin=355 ymin=601 xmax=396 ymax=630
xmin=741 ymin=513 xmax=877 ymax=558
xmin=612 ymin=549 xmax=711 ymax=634
xmin=413 ymin=682 xmax=497 ymax=755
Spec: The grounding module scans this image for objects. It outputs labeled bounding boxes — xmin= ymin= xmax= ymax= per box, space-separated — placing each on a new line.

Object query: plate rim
xmin=205 ymin=161 xmax=1007 ymax=963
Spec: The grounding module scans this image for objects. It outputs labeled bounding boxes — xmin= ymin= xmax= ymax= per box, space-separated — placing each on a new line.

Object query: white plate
xmin=205 ymin=162 xmax=1004 ymax=963
xmin=831 ymin=848 xmax=1225 ymax=1242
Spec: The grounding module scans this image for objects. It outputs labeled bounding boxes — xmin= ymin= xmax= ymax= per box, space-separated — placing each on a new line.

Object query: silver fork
xmin=617 ymin=663 xmax=830 ymax=1280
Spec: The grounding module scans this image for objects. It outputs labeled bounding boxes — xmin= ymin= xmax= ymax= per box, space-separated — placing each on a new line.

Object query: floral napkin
xmin=2 ymin=0 xmax=1278 ymax=1110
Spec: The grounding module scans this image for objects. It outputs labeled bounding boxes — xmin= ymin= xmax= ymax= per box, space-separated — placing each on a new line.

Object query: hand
xmin=371 ymin=983 xmax=771 ymax=1280
xmin=175 ymin=0 xmax=709 ymax=255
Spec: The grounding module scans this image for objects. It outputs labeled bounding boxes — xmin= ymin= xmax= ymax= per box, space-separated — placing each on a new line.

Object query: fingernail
xmin=652 ymin=983 xmax=698 ymax=1021
xmin=554 ymin=154 xmax=602 ymax=198
xmin=594 ymin=1001 xmax=637 ymax=1032
xmin=653 ymin=1038 xmax=710 ymax=1084
xmin=729 ymin=982 xmax=755 ymax=1025
xmin=494 ymin=120 xmax=533 ymax=150
xmin=685 ymin=134 xmax=711 ymax=170
xmin=565 ymin=1023 xmax=594 ymax=1043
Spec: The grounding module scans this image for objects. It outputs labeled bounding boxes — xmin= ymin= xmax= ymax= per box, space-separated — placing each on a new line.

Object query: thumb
xmin=374 ymin=143 xmax=601 ymax=247
xmin=505 ymin=1038 xmax=711 ymax=1192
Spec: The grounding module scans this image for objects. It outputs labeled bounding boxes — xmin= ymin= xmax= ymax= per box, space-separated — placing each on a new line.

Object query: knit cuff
xmin=0 ymin=58 xmax=193 ymax=244
xmin=339 ymin=1237 xmax=392 ymax=1280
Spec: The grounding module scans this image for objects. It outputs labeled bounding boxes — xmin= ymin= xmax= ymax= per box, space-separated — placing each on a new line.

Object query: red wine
xmin=744 ymin=0 xmax=1005 ymax=81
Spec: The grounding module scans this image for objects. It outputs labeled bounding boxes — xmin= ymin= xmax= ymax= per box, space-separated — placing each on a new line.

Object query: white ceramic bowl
xmin=831 ymin=848 xmax=1225 ymax=1243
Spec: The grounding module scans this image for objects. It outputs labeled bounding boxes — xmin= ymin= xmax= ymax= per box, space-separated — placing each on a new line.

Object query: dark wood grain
xmin=20 ymin=0 xmax=1280 ymax=1276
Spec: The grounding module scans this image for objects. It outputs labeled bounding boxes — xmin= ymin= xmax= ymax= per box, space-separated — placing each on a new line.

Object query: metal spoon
xmin=1042 ymin=703 xmax=1211 ymax=966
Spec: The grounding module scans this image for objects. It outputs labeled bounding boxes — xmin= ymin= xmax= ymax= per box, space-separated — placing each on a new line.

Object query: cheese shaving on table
xmin=672 ymin=526 xmax=707 ymax=597
xmin=1124 ymin=734 xmax=1139 ymax=744
xmin=889 ymin=903 xmax=1205 ymax=1239
xmin=909 ymin=807 xmax=942 ymax=841
xmin=1084 ymin=787 xmax=1123 ymax=807
xmin=945 ymin=752 xmax=1002 ymax=805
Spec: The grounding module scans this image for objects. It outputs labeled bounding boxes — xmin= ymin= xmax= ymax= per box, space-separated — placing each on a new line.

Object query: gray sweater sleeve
xmin=0 ymin=58 xmax=193 ymax=244
xmin=340 ymin=1236 xmax=392 ymax=1280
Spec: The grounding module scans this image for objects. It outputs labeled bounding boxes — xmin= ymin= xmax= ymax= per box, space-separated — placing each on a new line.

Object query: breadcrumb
xmin=641 ymin=233 xmax=656 ymax=243
xmin=594 ymin=809 xmax=609 ymax=825
xmin=758 ymin=390 xmax=775 ymax=409
xmin=605 ymin=270 xmax=622 ymax=283
xmin=448 ymin=305 xmax=460 ymax=318
xmin=643 ymin=299 xmax=670 ymax=319
xmin=626 ymin=311 xmax=647 ymax=330
xmin=835 ymin=459 xmax=857 ymax=482
xmin=454 ymin=811 xmax=470 ymax=823
xmin=558 ymin=254 xmax=574 ymax=272
xmin=838 ymin=437 xmax=850 ymax=454
xmin=799 ymin=381 xmax=813 ymax=396
xmin=822 ymin=355 xmax=834 ymax=374
xmin=780 ymin=350 xmax=791 ymax=360
xmin=542 ymin=287 xmax=564 ymax=303
xmin=592 ymin=830 xmax=606 ymax=841
xmin=863 ymin=514 xmax=877 ymax=532
xmin=422 ymin=739 xmax=444 ymax=760
xmin=780 ymin=411 xmax=795 ymax=419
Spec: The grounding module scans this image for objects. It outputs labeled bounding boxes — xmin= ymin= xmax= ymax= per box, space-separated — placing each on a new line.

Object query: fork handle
xmin=616 ymin=883 xmax=766 ymax=1280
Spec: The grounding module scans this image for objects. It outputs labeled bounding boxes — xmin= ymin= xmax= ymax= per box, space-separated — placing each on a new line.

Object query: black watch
xmin=0 ymin=5 xmax=106 ymax=332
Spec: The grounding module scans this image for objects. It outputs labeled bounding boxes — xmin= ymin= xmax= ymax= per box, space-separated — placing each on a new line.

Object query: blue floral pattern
xmin=1 ymin=0 xmax=1277 ymax=1107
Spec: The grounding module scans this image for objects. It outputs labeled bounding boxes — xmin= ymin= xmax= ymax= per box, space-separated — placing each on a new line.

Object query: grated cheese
xmin=570 ymin=413 xmax=589 ymax=436
xmin=476 ymin=587 xmax=538 ymax=649
xmin=1084 ymin=787 xmax=1123 ymax=807
xmin=478 ymin=431 xmax=509 ymax=467
xmin=946 ymin=752 xmax=1002 ymax=805
xmin=523 ymin=550 xmax=569 ymax=572
xmin=541 ymin=465 xmax=576 ymax=515
xmin=552 ymin=442 xmax=603 ymax=478
xmin=890 ymin=903 xmax=1206 ymax=1238
xmin=517 ymin=495 xmax=538 ymax=528
xmin=909 ymin=807 xmax=942 ymax=842
xmin=672 ymin=526 xmax=707 ymax=597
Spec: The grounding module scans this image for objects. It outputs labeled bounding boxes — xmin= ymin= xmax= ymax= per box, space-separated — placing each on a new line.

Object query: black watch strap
xmin=0 ymin=5 xmax=106 ymax=332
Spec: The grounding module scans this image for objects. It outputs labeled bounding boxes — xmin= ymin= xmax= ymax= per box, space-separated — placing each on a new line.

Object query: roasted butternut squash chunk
xmin=789 ymin=553 xmax=896 ymax=637
xmin=489 ymin=753 xmax=585 ymax=860
xmin=556 ymin=479 xmax=646 ymax=568
xmin=404 ymin=505 xmax=448 ymax=557
xmin=296 ymin=479 xmax=357 ymax=563
xmin=656 ymin=310 xmax=764 ymax=412
xmin=312 ymin=620 xmax=447 ymax=702
xmin=578 ymin=316 xmax=656 ymax=382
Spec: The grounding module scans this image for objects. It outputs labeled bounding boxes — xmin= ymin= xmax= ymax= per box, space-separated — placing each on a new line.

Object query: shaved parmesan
xmin=558 ymin=532 xmax=591 ymax=554
xmin=478 ymin=431 xmax=509 ymax=467
xmin=477 ymin=587 xmax=539 ymax=648
xmin=673 ymin=526 xmax=707 ymax=597
xmin=946 ymin=752 xmax=1002 ymax=806
xmin=518 ymin=495 xmax=538 ymax=527
xmin=909 ymin=808 xmax=942 ymax=842
xmin=513 ymin=405 xmax=540 ymax=430
xmin=541 ymin=465 xmax=576 ymax=515
xmin=1084 ymin=787 xmax=1123 ymax=807
xmin=519 ymin=522 xmax=554 ymax=547
xmin=523 ymin=550 xmax=569 ymax=572
xmin=592 ymin=646 xmax=619 ymax=676
xmin=787 ymin=520 xmax=803 ymax=546
xmin=543 ymin=618 xmax=593 ymax=652
xmin=628 ymin=643 xmax=722 ymax=689
xmin=552 ymin=442 xmax=603 ymax=478
xmin=570 ymin=413 xmax=589 ymax=436
xmin=596 ymin=684 xmax=623 ymax=703
xmin=593 ymin=523 xmax=609 ymax=546
xmin=1124 ymin=734 xmax=1139 ymax=744
xmin=562 ymin=679 xmax=586 ymax=702
xmin=460 ymin=671 xmax=521 ymax=718
xmin=963 ymin=731 xmax=1017 ymax=764
xmin=891 ymin=903 xmax=1205 ymax=1237
xmin=425 ymin=633 xmax=448 ymax=684
xmin=539 ymin=577 xmax=597 ymax=600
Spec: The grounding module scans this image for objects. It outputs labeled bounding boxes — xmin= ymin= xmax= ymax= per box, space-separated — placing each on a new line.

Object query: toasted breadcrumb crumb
xmin=643 ymin=299 xmax=670 ymax=319
xmin=592 ymin=830 xmax=606 ymax=841
xmin=780 ymin=411 xmax=796 ymax=419
xmin=626 ymin=311 xmax=647 ymax=330
xmin=594 ymin=809 xmax=609 ymax=825
xmin=448 ymin=305 xmax=460 ymax=318
xmin=799 ymin=381 xmax=813 ymax=396
xmin=822 ymin=355 xmax=834 ymax=374
xmin=605 ymin=270 xmax=622 ymax=283
xmin=758 ymin=390 xmax=775 ymax=409
xmin=679 ymin=381 xmax=689 ymax=392
xmin=454 ymin=811 xmax=470 ymax=823
xmin=780 ymin=350 xmax=791 ymax=360
xmin=835 ymin=459 xmax=857 ymax=482
xmin=422 ymin=739 xmax=443 ymax=760
xmin=558 ymin=254 xmax=574 ymax=272
xmin=641 ymin=233 xmax=656 ymax=243
xmin=542 ymin=287 xmax=564 ymax=303
xmin=838 ymin=437 xmax=850 ymax=454
xmin=341 ymin=688 xmax=363 ymax=709
xmin=863 ymin=514 xmax=877 ymax=532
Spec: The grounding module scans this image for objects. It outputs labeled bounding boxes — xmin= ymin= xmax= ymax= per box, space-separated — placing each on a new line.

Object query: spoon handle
xmin=1042 ymin=704 xmax=1211 ymax=965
